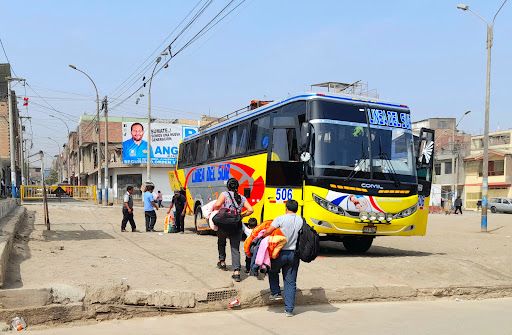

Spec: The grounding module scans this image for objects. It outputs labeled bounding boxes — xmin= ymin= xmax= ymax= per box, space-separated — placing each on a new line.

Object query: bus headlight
xmin=368 ymin=212 xmax=377 ymax=221
xmin=377 ymin=212 xmax=386 ymax=222
xmin=313 ymin=194 xmax=345 ymax=216
xmin=359 ymin=211 xmax=369 ymax=221
xmin=386 ymin=213 xmax=393 ymax=222
xmin=393 ymin=204 xmax=418 ymax=219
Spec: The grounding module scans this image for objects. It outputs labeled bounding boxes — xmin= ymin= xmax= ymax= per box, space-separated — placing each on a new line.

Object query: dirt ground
xmin=6 ymin=202 xmax=512 ymax=296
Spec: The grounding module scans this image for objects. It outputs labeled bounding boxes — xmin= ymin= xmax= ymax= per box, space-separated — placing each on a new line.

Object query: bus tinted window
xmin=271 ymin=128 xmax=299 ymax=161
xmin=217 ymin=130 xmax=227 ymax=157
xmin=178 ymin=142 xmax=185 ymax=166
xmin=310 ymin=100 xmax=366 ymax=123
xmin=227 ymin=126 xmax=238 ymax=156
xmin=189 ymin=140 xmax=197 ymax=165
xmin=249 ymin=116 xmax=270 ymax=151
xmin=209 ymin=133 xmax=217 ymax=159
xmin=202 ymin=137 xmax=209 ymax=162
xmin=238 ymin=123 xmax=249 ymax=154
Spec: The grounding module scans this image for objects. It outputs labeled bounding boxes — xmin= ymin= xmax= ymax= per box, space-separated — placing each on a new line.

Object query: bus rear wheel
xmin=343 ymin=236 xmax=374 ymax=254
xmin=194 ymin=206 xmax=206 ymax=235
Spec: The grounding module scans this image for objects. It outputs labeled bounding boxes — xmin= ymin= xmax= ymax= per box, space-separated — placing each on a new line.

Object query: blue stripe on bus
xmin=186 ymin=94 xmax=409 ymax=140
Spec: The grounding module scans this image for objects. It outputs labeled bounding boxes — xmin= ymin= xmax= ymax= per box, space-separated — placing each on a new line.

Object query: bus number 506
xmin=276 ymin=188 xmax=293 ymax=201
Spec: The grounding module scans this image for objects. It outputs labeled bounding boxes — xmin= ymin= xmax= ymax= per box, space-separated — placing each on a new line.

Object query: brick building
xmin=0 ymin=63 xmax=21 ymax=196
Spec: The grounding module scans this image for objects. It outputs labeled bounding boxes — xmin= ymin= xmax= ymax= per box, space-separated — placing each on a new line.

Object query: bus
xmin=174 ymin=92 xmax=435 ymax=253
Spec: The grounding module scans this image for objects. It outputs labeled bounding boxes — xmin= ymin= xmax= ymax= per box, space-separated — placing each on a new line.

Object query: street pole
xmin=103 ymin=96 xmax=109 ymax=206
xmin=19 ymin=118 xmax=25 ymax=186
xmin=458 ymin=1 xmax=507 ymax=232
xmin=146 ymin=53 xmax=167 ymax=182
xmin=451 ymin=121 xmax=456 ymax=208
xmin=7 ymin=77 xmax=25 ymax=198
xmin=40 ymin=151 xmax=50 ymax=230
xmin=69 ymin=65 xmax=102 ymax=203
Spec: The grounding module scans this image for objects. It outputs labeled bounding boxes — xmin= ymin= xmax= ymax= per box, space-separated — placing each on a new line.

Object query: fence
xmin=21 ymin=185 xmax=97 ymax=201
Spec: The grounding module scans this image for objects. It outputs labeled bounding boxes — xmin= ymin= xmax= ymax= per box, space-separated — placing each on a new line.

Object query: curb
xmin=0 ymin=205 xmax=26 ymax=288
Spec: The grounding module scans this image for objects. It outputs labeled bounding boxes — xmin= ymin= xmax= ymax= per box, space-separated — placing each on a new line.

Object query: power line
xmin=110 ymin=0 xmax=245 ymax=112
xmin=108 ymin=0 xmax=209 ymax=100
xmin=0 ymin=36 xmax=18 ymax=77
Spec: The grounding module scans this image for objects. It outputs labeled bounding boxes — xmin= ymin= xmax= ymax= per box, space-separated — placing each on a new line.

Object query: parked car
xmin=489 ymin=197 xmax=512 ymax=213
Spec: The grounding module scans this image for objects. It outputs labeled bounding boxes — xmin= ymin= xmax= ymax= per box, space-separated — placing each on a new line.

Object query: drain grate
xmin=206 ymin=289 xmax=238 ymax=302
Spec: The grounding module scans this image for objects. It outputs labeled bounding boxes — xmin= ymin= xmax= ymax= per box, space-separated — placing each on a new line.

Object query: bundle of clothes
xmin=243 ymin=220 xmax=287 ymax=276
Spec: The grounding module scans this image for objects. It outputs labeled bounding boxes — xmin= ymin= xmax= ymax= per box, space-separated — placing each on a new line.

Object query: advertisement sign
xmin=122 ymin=122 xmax=198 ymax=164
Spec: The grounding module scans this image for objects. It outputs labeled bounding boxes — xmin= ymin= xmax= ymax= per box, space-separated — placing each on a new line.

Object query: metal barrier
xmin=21 ymin=185 xmax=97 ymax=201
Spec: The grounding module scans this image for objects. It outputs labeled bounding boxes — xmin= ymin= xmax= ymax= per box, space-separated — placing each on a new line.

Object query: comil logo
xmin=361 ymin=183 xmax=383 ymax=189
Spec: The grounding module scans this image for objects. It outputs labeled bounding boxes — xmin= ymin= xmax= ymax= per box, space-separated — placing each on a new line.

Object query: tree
xmin=46 ymin=170 xmax=58 ymax=185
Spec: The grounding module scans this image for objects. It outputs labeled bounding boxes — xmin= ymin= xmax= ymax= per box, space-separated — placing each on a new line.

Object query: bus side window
xmin=237 ymin=123 xmax=249 ymax=154
xmin=209 ymin=133 xmax=217 ymax=160
xmin=196 ymin=137 xmax=205 ymax=164
xmin=271 ymin=128 xmax=299 ymax=162
xmin=189 ymin=140 xmax=197 ymax=165
xmin=249 ymin=116 xmax=270 ymax=151
xmin=217 ymin=130 xmax=227 ymax=158
xmin=227 ymin=126 xmax=238 ymax=156
xmin=202 ymin=136 xmax=209 ymax=163
xmin=178 ymin=143 xmax=185 ymax=166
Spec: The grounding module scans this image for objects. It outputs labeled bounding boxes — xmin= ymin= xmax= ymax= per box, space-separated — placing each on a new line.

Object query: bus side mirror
xmin=300 ymin=123 xmax=310 ymax=149
xmin=416 ymin=128 xmax=435 ymax=170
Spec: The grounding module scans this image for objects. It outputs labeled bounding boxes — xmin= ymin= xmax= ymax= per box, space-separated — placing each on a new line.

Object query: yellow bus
xmin=174 ymin=92 xmax=434 ymax=253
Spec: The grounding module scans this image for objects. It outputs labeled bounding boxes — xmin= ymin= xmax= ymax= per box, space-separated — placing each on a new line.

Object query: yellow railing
xmin=21 ymin=185 xmax=97 ymax=201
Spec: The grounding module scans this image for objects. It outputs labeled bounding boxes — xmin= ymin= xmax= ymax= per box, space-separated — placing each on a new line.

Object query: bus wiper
xmin=346 ymin=142 xmax=368 ymax=183
xmin=378 ymin=138 xmax=401 ymax=187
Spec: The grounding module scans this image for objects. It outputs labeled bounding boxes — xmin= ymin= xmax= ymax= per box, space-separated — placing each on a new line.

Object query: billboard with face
xmin=122 ymin=122 xmax=198 ymax=164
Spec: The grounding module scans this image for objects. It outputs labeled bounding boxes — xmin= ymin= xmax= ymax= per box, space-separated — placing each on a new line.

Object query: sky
xmin=1 ymin=0 xmax=511 ymax=166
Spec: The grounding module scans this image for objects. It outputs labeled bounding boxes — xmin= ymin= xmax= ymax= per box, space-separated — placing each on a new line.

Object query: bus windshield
xmin=308 ymin=106 xmax=416 ymax=184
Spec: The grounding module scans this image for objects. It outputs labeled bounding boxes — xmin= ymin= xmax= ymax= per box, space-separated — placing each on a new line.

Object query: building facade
xmin=464 ymin=130 xmax=512 ymax=209
xmin=412 ymin=118 xmax=471 ymax=208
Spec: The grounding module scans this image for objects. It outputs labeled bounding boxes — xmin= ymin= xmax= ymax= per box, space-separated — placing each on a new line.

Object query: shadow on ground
xmin=42 ymin=230 xmax=115 ymax=241
xmin=4 ymin=210 xmax=36 ymax=289
xmin=318 ymin=241 xmax=445 ymax=258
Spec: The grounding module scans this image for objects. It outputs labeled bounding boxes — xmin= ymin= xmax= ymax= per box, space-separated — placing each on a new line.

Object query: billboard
xmin=122 ymin=122 xmax=198 ymax=165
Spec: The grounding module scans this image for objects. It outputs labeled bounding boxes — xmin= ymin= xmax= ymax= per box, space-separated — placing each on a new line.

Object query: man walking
xmin=168 ymin=190 xmax=187 ymax=233
xmin=454 ymin=196 xmax=463 ymax=214
xmin=262 ymin=199 xmax=302 ymax=317
xmin=144 ymin=183 xmax=159 ymax=232
xmin=121 ymin=186 xmax=139 ymax=232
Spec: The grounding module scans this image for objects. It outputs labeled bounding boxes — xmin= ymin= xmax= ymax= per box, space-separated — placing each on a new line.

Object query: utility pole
xmin=40 ymin=151 xmax=49 ymax=230
xmin=103 ymin=96 xmax=109 ymax=205
xmin=19 ymin=116 xmax=31 ymax=187
xmin=6 ymin=77 xmax=25 ymax=198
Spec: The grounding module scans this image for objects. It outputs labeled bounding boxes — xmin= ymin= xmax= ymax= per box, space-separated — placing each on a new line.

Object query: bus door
xmin=263 ymin=113 xmax=304 ymax=221
xmin=415 ymin=127 xmax=435 ymax=234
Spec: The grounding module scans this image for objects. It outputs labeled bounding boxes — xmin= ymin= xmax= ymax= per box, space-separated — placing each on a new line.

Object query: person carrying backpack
xmin=262 ymin=199 xmax=303 ymax=317
xmin=213 ymin=178 xmax=254 ymax=282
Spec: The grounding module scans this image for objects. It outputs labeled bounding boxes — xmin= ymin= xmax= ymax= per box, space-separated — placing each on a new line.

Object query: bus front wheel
xmin=343 ymin=236 xmax=374 ymax=254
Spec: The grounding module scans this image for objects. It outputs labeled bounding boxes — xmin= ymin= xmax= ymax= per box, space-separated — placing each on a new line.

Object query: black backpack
xmin=295 ymin=217 xmax=320 ymax=263
xmin=212 ymin=192 xmax=242 ymax=232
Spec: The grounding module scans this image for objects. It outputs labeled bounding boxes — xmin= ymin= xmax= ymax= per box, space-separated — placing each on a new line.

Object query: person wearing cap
xmin=168 ymin=190 xmax=187 ymax=233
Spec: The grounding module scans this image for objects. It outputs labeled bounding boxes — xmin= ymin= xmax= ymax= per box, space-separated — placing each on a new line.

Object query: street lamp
xmin=49 ymin=114 xmax=70 ymax=183
xmin=146 ymin=52 xmax=168 ymax=182
xmin=69 ymin=64 xmax=102 ymax=203
xmin=458 ymin=1 xmax=508 ymax=232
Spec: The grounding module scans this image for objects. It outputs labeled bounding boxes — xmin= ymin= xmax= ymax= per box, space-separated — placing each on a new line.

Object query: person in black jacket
xmin=454 ymin=196 xmax=463 ymax=214
xmin=168 ymin=190 xmax=187 ymax=233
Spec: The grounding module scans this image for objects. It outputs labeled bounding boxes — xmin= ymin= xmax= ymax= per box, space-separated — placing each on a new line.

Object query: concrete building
xmin=463 ymin=129 xmax=512 ymax=209
xmin=412 ymin=118 xmax=471 ymax=208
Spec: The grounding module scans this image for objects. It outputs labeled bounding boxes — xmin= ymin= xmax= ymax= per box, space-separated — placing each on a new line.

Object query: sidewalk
xmin=5 ymin=203 xmax=512 ymax=323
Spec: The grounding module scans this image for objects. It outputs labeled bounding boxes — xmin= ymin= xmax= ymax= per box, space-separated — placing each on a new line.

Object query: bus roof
xmin=187 ymin=92 xmax=410 ymax=141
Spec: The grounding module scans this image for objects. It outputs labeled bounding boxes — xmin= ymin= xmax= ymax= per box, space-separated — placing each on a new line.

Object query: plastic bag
xmin=201 ymin=200 xmax=217 ymax=219
xmin=209 ymin=210 xmax=219 ymax=231
xmin=164 ymin=214 xmax=176 ymax=233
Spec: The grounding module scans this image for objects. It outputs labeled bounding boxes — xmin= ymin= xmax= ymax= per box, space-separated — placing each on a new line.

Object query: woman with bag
xmin=213 ymin=178 xmax=254 ymax=282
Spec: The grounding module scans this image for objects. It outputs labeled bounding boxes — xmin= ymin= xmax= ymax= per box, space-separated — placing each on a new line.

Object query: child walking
xmin=243 ymin=218 xmax=258 ymax=275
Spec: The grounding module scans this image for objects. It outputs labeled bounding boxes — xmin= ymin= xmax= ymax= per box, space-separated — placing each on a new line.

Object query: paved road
xmin=25 ymin=298 xmax=512 ymax=335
